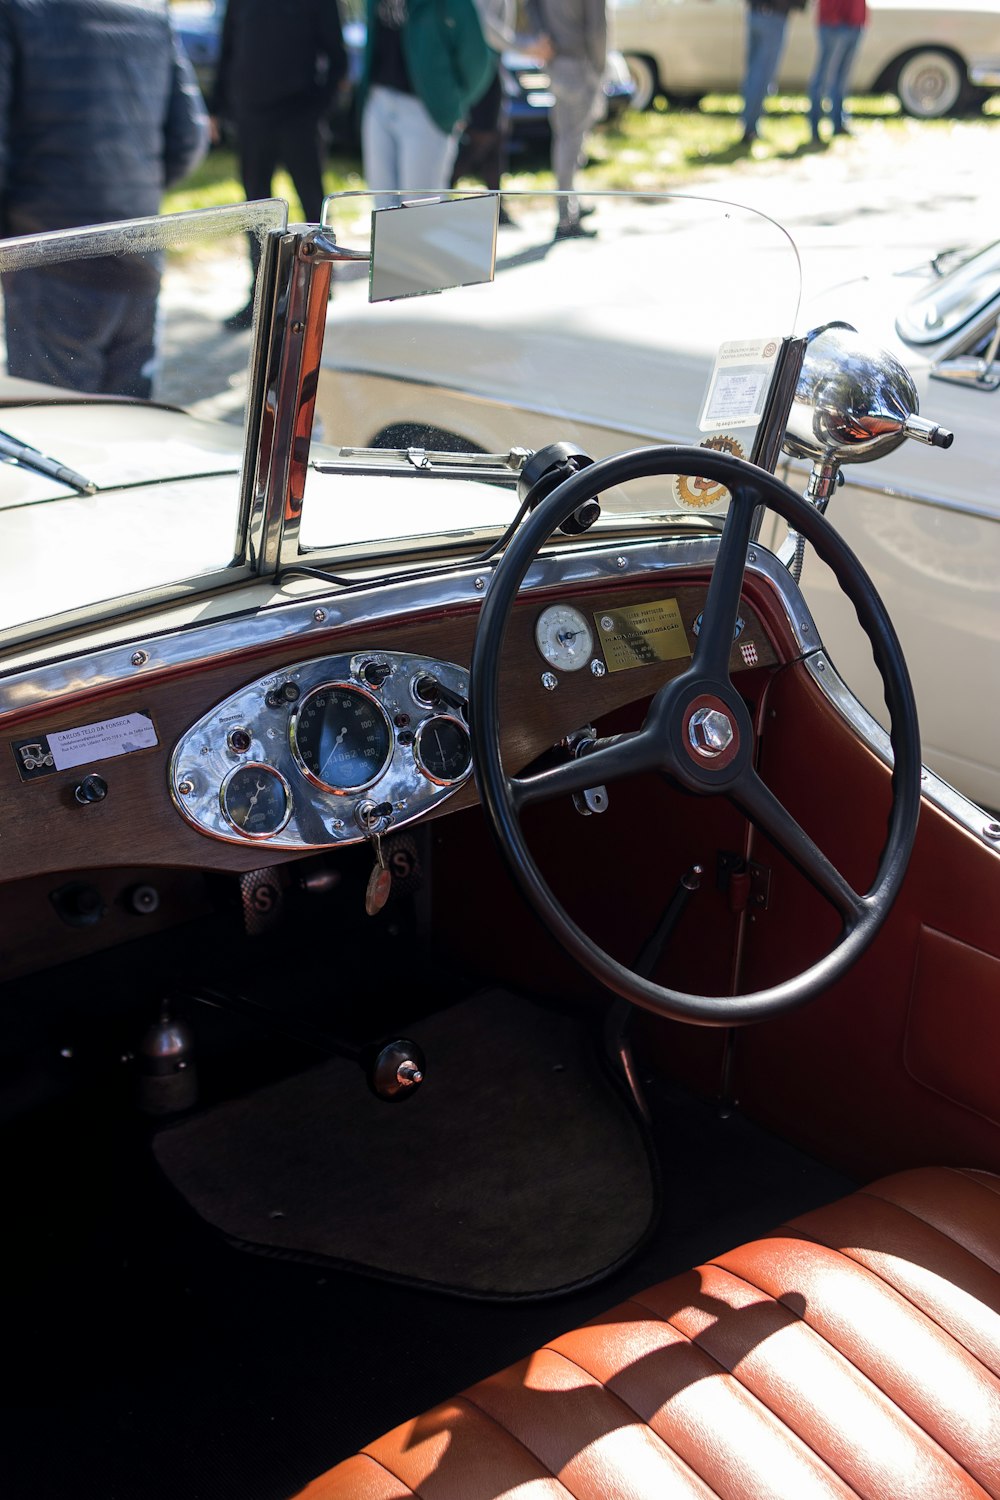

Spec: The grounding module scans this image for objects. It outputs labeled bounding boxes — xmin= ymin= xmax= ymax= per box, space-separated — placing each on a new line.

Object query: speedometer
xmin=291 ymin=684 xmax=392 ymax=792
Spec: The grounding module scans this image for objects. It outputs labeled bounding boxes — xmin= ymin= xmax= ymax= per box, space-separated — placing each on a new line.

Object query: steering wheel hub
xmin=684 ymin=697 xmax=739 ymax=765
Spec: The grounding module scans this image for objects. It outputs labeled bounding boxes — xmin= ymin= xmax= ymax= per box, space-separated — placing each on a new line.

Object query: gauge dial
xmin=292 ymin=684 xmax=392 ymax=792
xmin=534 ymin=604 xmax=594 ymax=672
xmin=221 ymin=763 xmax=291 ymax=839
xmin=414 ymin=714 xmax=472 ymax=786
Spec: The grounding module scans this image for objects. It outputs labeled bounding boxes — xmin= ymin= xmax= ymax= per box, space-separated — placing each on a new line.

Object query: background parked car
xmin=317 ymin=197 xmax=999 ymax=813
xmin=611 ymin=0 xmax=1000 ymax=117
xmin=172 ymin=1 xmax=633 ymax=154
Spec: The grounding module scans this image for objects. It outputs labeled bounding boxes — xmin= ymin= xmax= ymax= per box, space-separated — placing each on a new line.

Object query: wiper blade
xmin=0 ymin=428 xmax=97 ymax=494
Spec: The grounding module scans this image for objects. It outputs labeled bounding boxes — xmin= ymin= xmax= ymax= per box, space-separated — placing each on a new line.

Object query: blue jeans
xmin=742 ymin=9 xmax=789 ymax=134
xmin=2 ymin=263 xmax=160 ymax=399
xmin=362 ymin=85 xmax=460 ymax=211
xmin=809 ymin=24 xmax=863 ymax=132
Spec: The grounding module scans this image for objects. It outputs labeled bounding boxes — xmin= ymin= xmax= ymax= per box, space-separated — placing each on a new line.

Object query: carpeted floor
xmin=0 ymin=986 xmax=855 ymax=1500
xmin=153 ymin=990 xmax=658 ymax=1298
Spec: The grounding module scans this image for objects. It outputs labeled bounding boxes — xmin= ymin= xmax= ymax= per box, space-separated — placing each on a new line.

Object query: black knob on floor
xmin=367 ymin=1039 xmax=426 ymax=1102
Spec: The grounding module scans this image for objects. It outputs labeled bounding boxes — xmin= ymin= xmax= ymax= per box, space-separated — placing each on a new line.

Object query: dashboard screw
xmin=615 ymin=555 xmax=627 ymax=569
xmin=541 ymin=672 xmax=558 ymax=691
xmin=177 ymin=779 xmax=194 ymax=796
xmin=313 ymin=609 xmax=326 ymax=623
xmin=130 ymin=649 xmax=149 ymax=667
xmin=984 ymin=822 xmax=1000 ymax=843
xmin=474 ymin=576 xmax=486 ymax=591
xmin=590 ymin=659 xmax=606 ymax=677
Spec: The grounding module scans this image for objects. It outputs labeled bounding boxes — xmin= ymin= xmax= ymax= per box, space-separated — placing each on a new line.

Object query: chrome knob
xmin=688 ymin=707 xmax=734 ymax=757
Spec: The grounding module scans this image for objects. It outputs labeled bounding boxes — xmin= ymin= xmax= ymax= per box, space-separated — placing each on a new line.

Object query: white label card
xmin=49 ymin=711 xmax=158 ymax=771
xmin=699 ymin=338 xmax=781 ymax=432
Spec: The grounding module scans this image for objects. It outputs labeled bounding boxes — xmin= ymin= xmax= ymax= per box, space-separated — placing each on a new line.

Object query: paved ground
xmin=157 ymin=116 xmax=994 ymax=415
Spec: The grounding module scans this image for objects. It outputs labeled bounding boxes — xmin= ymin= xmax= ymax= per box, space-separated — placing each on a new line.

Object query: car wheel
xmin=371 ymin=423 xmax=484 ymax=454
xmin=890 ymin=48 xmax=968 ymax=118
xmin=624 ymin=54 xmax=660 ymax=112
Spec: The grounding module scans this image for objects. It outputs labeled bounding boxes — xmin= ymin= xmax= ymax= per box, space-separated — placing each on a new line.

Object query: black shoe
xmin=223 ymin=302 xmax=254 ymax=332
xmin=554 ymin=220 xmax=597 ymax=241
xmin=578 ymin=203 xmax=596 ymax=219
xmin=832 ymin=122 xmax=852 ymax=136
xmin=497 ymin=206 xmax=516 ymax=227
xmin=740 ymin=129 xmax=757 ymax=145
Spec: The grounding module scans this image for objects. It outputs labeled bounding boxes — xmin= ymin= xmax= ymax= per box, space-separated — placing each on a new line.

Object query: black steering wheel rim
xmin=469 ymin=445 xmax=921 ymax=1026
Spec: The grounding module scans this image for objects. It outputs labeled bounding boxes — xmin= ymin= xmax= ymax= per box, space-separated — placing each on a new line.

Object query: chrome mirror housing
xmin=782 ymin=321 xmax=952 ymax=468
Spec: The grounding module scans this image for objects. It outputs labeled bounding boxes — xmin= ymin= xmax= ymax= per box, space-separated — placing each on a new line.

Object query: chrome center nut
xmin=688 ymin=707 xmax=735 ymax=757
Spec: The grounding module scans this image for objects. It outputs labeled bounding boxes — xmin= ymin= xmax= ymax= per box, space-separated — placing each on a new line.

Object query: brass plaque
xmin=594 ymin=598 xmax=691 ymax=673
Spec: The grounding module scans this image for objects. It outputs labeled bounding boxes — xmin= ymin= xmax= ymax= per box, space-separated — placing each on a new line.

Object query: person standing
xmin=740 ymin=0 xmax=806 ymax=146
xmin=0 ymin=0 xmax=208 ymax=399
xmin=451 ymin=0 xmax=549 ymax=223
xmin=809 ymin=0 xmax=867 ymax=142
xmin=360 ymin=0 xmax=495 ymax=210
xmin=211 ymin=0 xmax=348 ymax=331
xmin=526 ymin=0 xmax=606 ymax=239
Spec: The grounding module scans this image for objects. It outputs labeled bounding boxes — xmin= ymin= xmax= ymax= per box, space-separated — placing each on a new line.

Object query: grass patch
xmin=163 ymin=96 xmax=997 ymax=213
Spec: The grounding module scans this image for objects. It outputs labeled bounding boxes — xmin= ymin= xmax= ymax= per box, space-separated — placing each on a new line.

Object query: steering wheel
xmin=469 ymin=446 xmax=921 ymax=1026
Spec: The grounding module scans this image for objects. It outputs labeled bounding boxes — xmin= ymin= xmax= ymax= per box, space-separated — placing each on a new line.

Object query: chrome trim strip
xmin=0 ymin=535 xmax=815 ymax=715
xmin=802 ymin=652 xmax=1000 ymax=848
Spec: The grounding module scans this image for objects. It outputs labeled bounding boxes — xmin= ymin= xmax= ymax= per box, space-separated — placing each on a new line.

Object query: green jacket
xmin=362 ymin=0 xmax=496 ymax=135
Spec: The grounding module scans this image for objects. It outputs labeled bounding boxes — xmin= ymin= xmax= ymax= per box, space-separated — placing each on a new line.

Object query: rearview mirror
xmin=369 ymin=194 xmax=498 ymax=304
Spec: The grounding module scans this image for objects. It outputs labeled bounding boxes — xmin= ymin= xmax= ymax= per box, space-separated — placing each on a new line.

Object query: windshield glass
xmin=0 ymin=200 xmax=285 ymax=636
xmin=305 ymin=190 xmax=802 ymax=564
xmin=0 ymin=190 xmax=802 ymax=639
xmin=895 ymin=239 xmax=1000 ymax=346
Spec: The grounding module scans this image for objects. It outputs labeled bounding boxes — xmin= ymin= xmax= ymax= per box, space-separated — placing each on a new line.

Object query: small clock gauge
xmin=534 ymin=604 xmax=594 ymax=673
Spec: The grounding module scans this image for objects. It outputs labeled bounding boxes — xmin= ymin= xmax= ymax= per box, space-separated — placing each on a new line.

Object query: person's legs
xmin=742 ymin=10 xmax=787 ymax=137
xmin=550 ymin=59 xmax=601 ymax=229
xmin=362 ymin=84 xmax=405 ymax=209
xmin=277 ymin=109 xmax=328 ymax=224
xmin=397 ymin=94 xmax=459 ymax=194
xmin=808 ymin=24 xmax=838 ymax=135
xmin=826 ymin=25 xmax=863 ymax=132
xmin=3 ymin=268 xmax=114 ymax=394
xmin=102 ymin=284 xmax=160 ymax=400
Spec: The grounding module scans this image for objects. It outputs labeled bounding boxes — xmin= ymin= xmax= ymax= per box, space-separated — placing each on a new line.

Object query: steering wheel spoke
xmin=691 ymin=484 xmax=757 ymax=679
xmin=731 ymin=767 xmax=865 ymax=924
xmin=510 ymin=730 xmax=652 ymax=813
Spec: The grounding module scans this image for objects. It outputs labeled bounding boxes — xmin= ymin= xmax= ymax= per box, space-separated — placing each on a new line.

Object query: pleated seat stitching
xmin=780 ymin=1212 xmax=1000 ymax=1381
xmin=626 ymin=1281 xmax=873 ymax=1497
xmin=858 ymin=1172 xmax=1000 ymax=1280
xmin=540 ymin=1332 xmax=844 ymax=1500
xmin=707 ymin=1256 xmax=995 ymax=1499
xmin=448 ymin=1392 xmax=583 ymax=1500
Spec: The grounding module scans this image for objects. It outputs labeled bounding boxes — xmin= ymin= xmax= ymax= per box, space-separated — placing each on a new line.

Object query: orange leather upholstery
xmin=296 ymin=1167 xmax=1000 ymax=1499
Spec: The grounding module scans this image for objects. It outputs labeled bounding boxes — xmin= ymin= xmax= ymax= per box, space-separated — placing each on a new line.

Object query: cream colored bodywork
xmin=610 ymin=0 xmax=1000 ymax=102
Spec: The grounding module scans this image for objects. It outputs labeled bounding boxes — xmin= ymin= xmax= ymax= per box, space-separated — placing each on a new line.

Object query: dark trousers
xmin=236 ymin=107 xmax=327 ymax=280
xmin=452 ymin=72 xmax=506 ymax=193
xmin=2 ymin=264 xmax=159 ymax=399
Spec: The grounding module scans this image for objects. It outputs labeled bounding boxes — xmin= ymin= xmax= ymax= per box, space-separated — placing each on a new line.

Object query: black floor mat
xmin=153 ymin=990 xmax=658 ymax=1299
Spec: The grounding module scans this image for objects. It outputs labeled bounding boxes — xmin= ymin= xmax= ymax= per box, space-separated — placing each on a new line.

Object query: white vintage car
xmin=3 ymin=189 xmax=1000 ymax=1500
xmin=316 ymin=193 xmax=998 ymax=813
xmin=611 ymin=0 xmax=1000 ymax=116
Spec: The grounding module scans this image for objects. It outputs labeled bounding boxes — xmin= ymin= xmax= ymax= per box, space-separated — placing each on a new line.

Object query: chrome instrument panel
xmin=169 ymin=651 xmax=472 ymax=849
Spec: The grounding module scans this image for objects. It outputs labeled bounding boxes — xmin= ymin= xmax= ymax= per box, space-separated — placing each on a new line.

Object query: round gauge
xmin=292 ymin=683 xmax=392 ymax=792
xmin=534 ymin=603 xmax=594 ymax=672
xmin=414 ymin=714 xmax=472 ymax=786
xmin=221 ymin=763 xmax=291 ymax=839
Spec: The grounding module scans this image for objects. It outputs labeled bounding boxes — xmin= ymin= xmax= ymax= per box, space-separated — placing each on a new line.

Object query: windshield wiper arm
xmin=0 ymin=428 xmax=97 ymax=494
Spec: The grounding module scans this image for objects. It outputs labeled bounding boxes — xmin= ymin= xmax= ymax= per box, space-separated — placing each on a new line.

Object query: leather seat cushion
xmin=295 ymin=1167 xmax=1000 ymax=1499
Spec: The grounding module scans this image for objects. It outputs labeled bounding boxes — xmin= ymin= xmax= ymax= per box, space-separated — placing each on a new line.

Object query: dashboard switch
xmin=74 ymin=773 xmax=108 ymax=805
